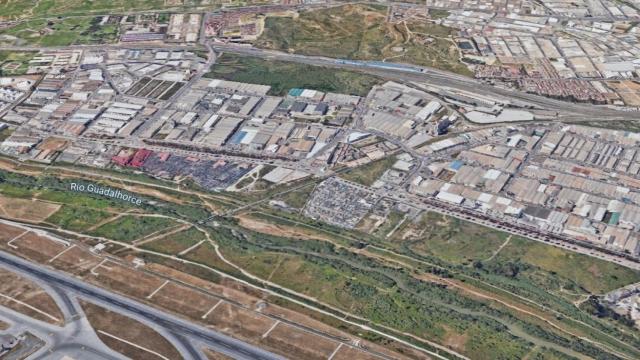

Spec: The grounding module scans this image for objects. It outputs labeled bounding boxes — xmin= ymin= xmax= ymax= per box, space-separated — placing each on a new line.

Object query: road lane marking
xmin=97 ymin=330 xmax=169 ymax=360
xmin=146 ymin=280 xmax=169 ymax=299
xmin=261 ymin=320 xmax=279 ymax=339
xmin=201 ymin=299 xmax=223 ymax=319
xmin=48 ymin=244 xmax=76 ymax=263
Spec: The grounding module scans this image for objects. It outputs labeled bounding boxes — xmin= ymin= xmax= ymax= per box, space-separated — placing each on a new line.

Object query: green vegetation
xmin=2 ymin=161 xmax=640 ymax=359
xmin=46 ymin=206 xmax=111 ymax=232
xmin=0 ymin=51 xmax=36 ymax=75
xmin=0 ymin=127 xmax=14 ymax=142
xmin=0 ymin=0 xmax=215 ymax=20
xmin=429 ymin=9 xmax=451 ymax=19
xmin=207 ymin=53 xmax=383 ymax=96
xmin=142 ymin=227 xmax=204 ymax=254
xmin=372 ymin=209 xmax=405 ymax=237
xmin=339 ymin=156 xmax=397 ymax=186
xmin=255 ymin=4 xmax=472 ymax=76
xmin=277 ymin=184 xmax=315 ymax=209
xmin=0 ymin=17 xmax=119 ymax=46
xmin=208 ymin=221 xmax=631 ymax=360
xmin=393 ymin=211 xmax=511 ymax=265
xmin=491 ymin=236 xmax=640 ymax=294
xmin=90 ymin=215 xmax=178 ymax=242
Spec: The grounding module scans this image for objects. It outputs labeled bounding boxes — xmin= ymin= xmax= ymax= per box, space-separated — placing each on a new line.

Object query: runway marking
xmin=146 ymin=280 xmax=169 ymax=299
xmin=261 ymin=320 xmax=279 ymax=339
xmin=97 ymin=330 xmax=169 ymax=360
xmin=89 ymin=259 xmax=111 ymax=276
xmin=178 ymin=239 xmax=205 ymax=256
xmin=0 ymin=293 xmax=60 ymax=323
xmin=48 ymin=244 xmax=76 ymax=263
xmin=328 ymin=343 xmax=343 ymax=360
xmin=7 ymin=230 xmax=29 ymax=249
xmin=201 ymin=299 xmax=223 ymax=319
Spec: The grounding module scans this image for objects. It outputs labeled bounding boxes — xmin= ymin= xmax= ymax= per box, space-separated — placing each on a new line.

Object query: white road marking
xmin=97 ymin=330 xmax=169 ymax=360
xmin=261 ymin=320 xmax=279 ymax=339
xmin=48 ymin=244 xmax=76 ymax=263
xmin=146 ymin=280 xmax=169 ymax=299
xmin=201 ymin=299 xmax=223 ymax=319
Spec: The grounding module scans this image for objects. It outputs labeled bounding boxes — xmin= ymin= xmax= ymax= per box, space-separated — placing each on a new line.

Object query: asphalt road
xmin=0 ymin=251 xmax=284 ymax=360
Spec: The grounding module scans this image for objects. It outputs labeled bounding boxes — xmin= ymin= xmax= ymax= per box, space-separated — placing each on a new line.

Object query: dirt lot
xmin=205 ymin=302 xmax=275 ymax=339
xmin=333 ymin=345 xmax=386 ymax=360
xmin=80 ymin=300 xmax=182 ymax=360
xmin=261 ymin=322 xmax=338 ymax=360
xmin=146 ymin=263 xmax=261 ymax=308
xmin=89 ymin=262 xmax=167 ymax=300
xmin=0 ymin=223 xmax=26 ymax=241
xmin=49 ymin=245 xmax=102 ymax=276
xmin=0 ymin=268 xmax=64 ymax=325
xmin=150 ymin=282 xmax=219 ymax=320
xmin=235 ymin=213 xmax=337 ymax=244
xmin=0 ymin=195 xmax=61 ymax=222
xmin=0 ymin=231 xmax=67 ymax=264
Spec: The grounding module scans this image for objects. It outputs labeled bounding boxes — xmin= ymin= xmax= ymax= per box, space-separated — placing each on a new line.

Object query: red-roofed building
xmin=130 ymin=149 xmax=153 ymax=168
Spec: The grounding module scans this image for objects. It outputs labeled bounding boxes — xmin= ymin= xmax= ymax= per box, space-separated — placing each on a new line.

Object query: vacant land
xmin=80 ymin=300 xmax=182 ymax=360
xmin=0 ymin=195 xmax=60 ymax=222
xmin=490 ymin=236 xmax=640 ymax=294
xmin=0 ymin=51 xmax=36 ymax=75
xmin=0 ymin=268 xmax=63 ymax=325
xmin=46 ymin=206 xmax=112 ymax=232
xmin=141 ymin=226 xmax=204 ymax=254
xmin=393 ymin=211 xmax=510 ymax=265
xmin=0 ymin=0 xmax=179 ymax=19
xmin=207 ymin=53 xmax=383 ymax=96
xmin=90 ymin=215 xmax=178 ymax=242
xmin=339 ymin=156 xmax=397 ymax=186
xmin=255 ymin=4 xmax=471 ymax=76
xmin=0 ymin=16 xmax=118 ymax=46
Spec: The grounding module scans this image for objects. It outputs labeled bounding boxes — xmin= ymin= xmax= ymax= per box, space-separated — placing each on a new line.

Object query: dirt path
xmin=484 ymin=235 xmax=512 ymax=261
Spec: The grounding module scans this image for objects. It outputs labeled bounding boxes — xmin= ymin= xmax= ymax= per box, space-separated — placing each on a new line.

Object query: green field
xmin=491 ymin=236 xmax=640 ymax=294
xmin=46 ymin=206 xmax=112 ymax=232
xmin=0 ymin=127 xmax=14 ymax=142
xmin=207 ymin=53 xmax=383 ymax=96
xmin=255 ymin=4 xmax=472 ymax=76
xmin=0 ymin=17 xmax=119 ymax=46
xmin=0 ymin=0 xmax=198 ymax=19
xmin=0 ymin=51 xmax=36 ymax=75
xmin=90 ymin=215 xmax=178 ymax=242
xmin=142 ymin=226 xmax=204 ymax=254
xmin=338 ymin=156 xmax=397 ymax=186
xmin=393 ymin=211 xmax=511 ymax=265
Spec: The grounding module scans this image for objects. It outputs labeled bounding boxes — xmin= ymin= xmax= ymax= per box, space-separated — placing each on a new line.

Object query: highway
xmin=0 ymin=250 xmax=284 ymax=360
